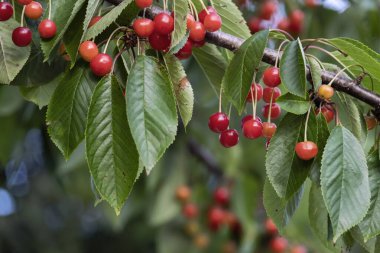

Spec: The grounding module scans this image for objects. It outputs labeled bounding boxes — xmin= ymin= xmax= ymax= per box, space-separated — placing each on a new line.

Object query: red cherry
xmin=154 ymin=13 xmax=174 ymax=35
xmin=248 ymin=17 xmax=262 ymax=34
xmin=365 ymin=116 xmax=377 ymax=130
xmin=25 ymin=1 xmax=43 ymax=20
xmin=214 ymin=187 xmax=230 ymax=205
xmin=262 ymin=122 xmax=277 ymax=138
xmin=189 ymin=21 xmax=206 ymax=42
xmin=12 ymin=27 xmax=32 ymax=47
xmin=38 ymin=19 xmax=57 ymax=39
xmin=192 ymin=39 xmax=205 ymax=48
xmin=260 ymin=1 xmax=277 ymax=20
xmin=263 ymin=67 xmax=281 ymax=87
xmin=175 ymin=39 xmax=193 ymax=60
xmin=89 ymin=16 xmax=102 ymax=27
xmin=183 ymin=203 xmax=198 ymax=219
xmin=277 ymin=18 xmax=290 ymax=32
xmin=315 ymin=106 xmax=334 ymax=123
xmin=263 ymin=87 xmax=281 ymax=103
xmin=198 ymin=6 xmax=216 ymax=23
xmin=135 ymin=0 xmax=152 ymax=8
xmin=208 ymin=207 xmax=225 ymax=231
xmin=295 ymin=141 xmax=318 ymax=160
xmin=242 ymin=119 xmax=263 ymax=139
xmin=90 ymin=53 xmax=113 ymax=77
xmin=17 ymin=0 xmax=32 ymax=5
xmin=79 ymin=41 xmax=99 ymax=62
xmin=270 ymin=237 xmax=288 ymax=253
xmin=176 ymin=185 xmax=191 ymax=202
xmin=149 ymin=31 xmax=171 ymax=51
xmin=204 ymin=13 xmax=222 ymax=32
xmin=291 ymin=245 xmax=308 ymax=253
xmin=133 ymin=18 xmax=154 ymax=38
xmin=186 ymin=14 xmax=196 ymax=29
xmin=219 ymin=129 xmax=239 ymax=148
xmin=0 ymin=2 xmax=13 ymax=21
xmin=246 ymin=83 xmax=263 ymax=103
xmin=262 ymin=103 xmax=281 ymax=120
xmin=208 ymin=112 xmax=229 ymax=133
xmin=241 ymin=115 xmax=261 ymax=129
xmin=265 ymin=219 xmax=278 ymax=235
xmin=289 ymin=10 xmax=304 ymax=34
xmin=305 ymin=0 xmax=318 ymax=8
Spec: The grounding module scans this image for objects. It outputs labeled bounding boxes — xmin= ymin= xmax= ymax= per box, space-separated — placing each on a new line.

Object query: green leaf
xmin=47 ymin=62 xmax=97 ymax=159
xmin=321 ymin=125 xmax=370 ymax=242
xmin=86 ymin=75 xmax=139 ymax=213
xmin=170 ymin=0 xmax=188 ymax=50
xmin=163 ymin=54 xmax=193 ymax=128
xmin=263 ymin=178 xmax=304 ymax=233
xmin=0 ymin=19 xmax=31 ymax=84
xmin=126 ymin=56 xmax=178 ymax=172
xmin=276 ymin=93 xmax=309 ymax=115
xmin=0 ymin=85 xmax=23 ymax=116
xmin=280 ymin=39 xmax=307 ymax=98
xmin=222 ymin=30 xmax=269 ymax=112
xmin=307 ymin=55 xmax=322 ymax=88
xmin=20 ymin=77 xmax=61 ymax=109
xmin=350 ymin=227 xmax=380 ymax=253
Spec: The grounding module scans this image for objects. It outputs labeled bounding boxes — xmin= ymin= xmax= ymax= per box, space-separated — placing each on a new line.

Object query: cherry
xmin=246 ymin=83 xmax=263 ymax=103
xmin=183 ymin=203 xmax=198 ymax=219
xmin=219 ymin=129 xmax=239 ymax=148
xmin=224 ymin=212 xmax=241 ymax=233
xmin=175 ymin=185 xmax=191 ymax=202
xmin=175 ymin=39 xmax=193 ymax=60
xmin=90 ymin=53 xmax=113 ymax=77
xmin=214 ymin=187 xmax=230 ymax=205
xmin=262 ymin=103 xmax=281 ymax=119
xmin=0 ymin=2 xmax=13 ymax=21
xmin=25 ymin=1 xmax=43 ymax=20
xmin=277 ymin=18 xmax=290 ymax=32
xmin=17 ymin=0 xmax=32 ymax=5
xmin=365 ymin=116 xmax=377 ymax=130
xmin=260 ymin=1 xmax=277 ymax=20
xmin=192 ymin=39 xmax=205 ymax=48
xmin=208 ymin=207 xmax=225 ymax=231
xmin=198 ymin=6 xmax=216 ymax=23
xmin=208 ymin=112 xmax=229 ymax=133
xmin=270 ymin=237 xmax=288 ymax=253
xmin=133 ymin=18 xmax=154 ymax=38
xmin=149 ymin=31 xmax=171 ymax=51
xmin=318 ymin=84 xmax=334 ymax=99
xmin=263 ymin=87 xmax=281 ymax=103
xmin=248 ymin=17 xmax=262 ymax=34
xmin=263 ymin=67 xmax=281 ymax=87
xmin=315 ymin=106 xmax=334 ymax=123
xmin=295 ymin=141 xmax=318 ymax=160
xmin=38 ymin=19 xmax=57 ymax=39
xmin=204 ymin=13 xmax=222 ymax=32
xmin=135 ymin=0 xmax=152 ymax=9
xmin=289 ymin=9 xmax=304 ymax=34
xmin=265 ymin=218 xmax=278 ymax=234
xmin=189 ymin=21 xmax=206 ymax=42
xmin=154 ymin=13 xmax=174 ymax=35
xmin=186 ymin=14 xmax=196 ymax=29
xmin=305 ymin=0 xmax=318 ymax=8
xmin=262 ymin=122 xmax=277 ymax=138
xmin=241 ymin=115 xmax=262 ymax=129
xmin=242 ymin=118 xmax=263 ymax=139
xmin=12 ymin=27 xmax=32 ymax=47
xmin=291 ymin=245 xmax=308 ymax=253
xmin=79 ymin=41 xmax=99 ymax=62
xmin=89 ymin=16 xmax=102 ymax=27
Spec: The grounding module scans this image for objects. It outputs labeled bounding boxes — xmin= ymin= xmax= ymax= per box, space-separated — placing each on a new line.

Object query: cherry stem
xmin=209 ymin=0 xmax=215 ymax=7
xmin=20 ymin=6 xmax=26 ymax=27
xmin=304 ymin=104 xmax=312 ymax=142
xmin=305 ymin=53 xmax=325 ymax=70
xmin=48 ymin=0 xmax=52 ymax=20
xmin=111 ymin=47 xmax=127 ymax=73
xmin=103 ymin=26 xmax=125 ymax=54
xmin=268 ymin=89 xmax=275 ymax=124
xmin=188 ymin=0 xmax=198 ymax=21
xmin=275 ymin=40 xmax=288 ymax=68
xmin=302 ymin=38 xmax=346 ymax=56
xmin=197 ymin=0 xmax=209 ymax=14
xmin=327 ymin=64 xmax=364 ymax=87
xmin=251 ymin=72 xmax=258 ymax=119
xmin=12 ymin=0 xmax=15 ymax=18
xmin=218 ymin=87 xmax=223 ymax=113
xmin=269 ymin=29 xmax=295 ymax=41
xmin=163 ymin=0 xmax=167 ymax=11
xmin=334 ymin=106 xmax=341 ymax=126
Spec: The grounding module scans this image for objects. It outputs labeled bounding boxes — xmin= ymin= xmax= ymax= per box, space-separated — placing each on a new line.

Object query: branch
xmin=106 ymin=1 xmax=380 ymax=118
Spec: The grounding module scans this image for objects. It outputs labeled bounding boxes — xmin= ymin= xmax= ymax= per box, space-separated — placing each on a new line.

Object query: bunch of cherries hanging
xmin=0 ymin=0 xmax=56 ymax=47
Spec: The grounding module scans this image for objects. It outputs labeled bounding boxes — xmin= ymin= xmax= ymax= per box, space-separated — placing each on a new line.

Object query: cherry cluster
xmin=0 ymin=0 xmax=56 ymax=47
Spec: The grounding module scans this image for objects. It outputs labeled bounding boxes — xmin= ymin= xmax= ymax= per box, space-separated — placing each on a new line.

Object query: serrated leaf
xmin=321 ymin=125 xmax=370 ymax=242
xmin=47 ymin=62 xmax=97 ymax=159
xmin=126 ymin=56 xmax=177 ymax=172
xmin=276 ymin=93 xmax=309 ymax=115
xmin=280 ymin=39 xmax=307 ymax=98
xmin=350 ymin=226 xmax=380 ymax=253
xmin=86 ymin=75 xmax=139 ymax=213
xmin=0 ymin=19 xmax=31 ymax=84
xmin=170 ymin=0 xmax=188 ymax=50
xmin=222 ymin=30 xmax=269 ymax=112
xmin=307 ymin=56 xmax=322 ymax=88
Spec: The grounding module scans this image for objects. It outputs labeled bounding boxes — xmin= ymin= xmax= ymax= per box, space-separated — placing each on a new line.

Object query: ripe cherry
xmin=192 ymin=39 xmax=205 ymax=48
xmin=318 ymin=84 xmax=334 ymax=99
xmin=208 ymin=207 xmax=225 ymax=231
xmin=90 ymin=53 xmax=113 ymax=77
xmin=295 ymin=141 xmax=318 ymax=160
xmin=291 ymin=245 xmax=308 ymax=253
xmin=219 ymin=129 xmax=239 ymax=148
xmin=89 ymin=16 xmax=102 ymax=27
xmin=154 ymin=13 xmax=174 ymax=35
xmin=12 ymin=27 xmax=32 ymax=47
xmin=270 ymin=237 xmax=288 ymax=253
xmin=263 ymin=87 xmax=281 ymax=103
xmin=262 ymin=122 xmax=277 ymax=138
xmin=242 ymin=118 xmax=263 ymax=139
xmin=305 ymin=0 xmax=318 ymax=8
xmin=149 ymin=31 xmax=171 ymax=51
xmin=246 ymin=83 xmax=263 ymax=103
xmin=17 ymin=0 xmax=32 ymax=5
xmin=198 ymin=6 xmax=216 ymax=23
xmin=365 ymin=116 xmax=377 ymax=130
xmin=277 ymin=18 xmax=290 ymax=32
xmin=204 ymin=13 xmax=222 ymax=32
xmin=79 ymin=41 xmax=99 ymax=62
xmin=262 ymin=103 xmax=281 ymax=119
xmin=25 ymin=1 xmax=43 ymax=20
xmin=175 ymin=39 xmax=193 ymax=60
xmin=189 ymin=21 xmax=206 ymax=42
xmin=260 ymin=1 xmax=277 ymax=20
xmin=208 ymin=112 xmax=229 ymax=133
xmin=265 ymin=219 xmax=278 ymax=235
xmin=175 ymin=185 xmax=191 ymax=202
xmin=315 ymin=106 xmax=334 ymax=123
xmin=38 ymin=19 xmax=57 ymax=39
xmin=263 ymin=67 xmax=281 ymax=87
xmin=183 ymin=203 xmax=198 ymax=219
xmin=186 ymin=14 xmax=196 ymax=29
xmin=241 ymin=115 xmax=261 ymax=129
xmin=133 ymin=18 xmax=154 ymax=38
xmin=0 ymin=2 xmax=13 ymax=21
xmin=214 ymin=187 xmax=230 ymax=205
xmin=289 ymin=9 xmax=304 ymax=34
xmin=248 ymin=17 xmax=262 ymax=34
xmin=135 ymin=0 xmax=152 ymax=9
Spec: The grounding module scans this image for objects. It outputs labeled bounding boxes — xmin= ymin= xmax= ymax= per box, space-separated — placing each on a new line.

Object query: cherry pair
xmin=208 ymin=112 xmax=239 ymax=148
xmin=79 ymin=40 xmax=113 ymax=77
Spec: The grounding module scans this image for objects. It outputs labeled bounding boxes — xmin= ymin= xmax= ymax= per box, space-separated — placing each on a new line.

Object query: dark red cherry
xmin=204 ymin=13 xmax=222 ymax=32
xmin=242 ymin=119 xmax=263 ymax=139
xmin=213 ymin=187 xmax=230 ymax=205
xmin=262 ymin=103 xmax=281 ymax=120
xmin=198 ymin=6 xmax=216 ymax=23
xmin=135 ymin=0 xmax=153 ymax=9
xmin=38 ymin=19 xmax=57 ymax=39
xmin=17 ymin=0 xmax=32 ymax=5
xmin=12 ymin=27 xmax=32 ymax=47
xmin=208 ymin=112 xmax=229 ymax=133
xmin=192 ymin=39 xmax=206 ymax=48
xmin=263 ymin=67 xmax=281 ymax=87
xmin=246 ymin=83 xmax=263 ymax=103
xmin=260 ymin=1 xmax=277 ymax=20
xmin=183 ymin=203 xmax=198 ymax=219
xmin=208 ymin=207 xmax=225 ymax=231
xmin=189 ymin=21 xmax=206 ymax=42
xmin=295 ymin=141 xmax=318 ymax=160
xmin=289 ymin=10 xmax=304 ymax=34
xmin=219 ymin=129 xmax=239 ymax=148
xmin=149 ymin=31 xmax=171 ymax=51
xmin=315 ymin=106 xmax=334 ymax=123
xmin=154 ymin=13 xmax=174 ymax=35
xmin=175 ymin=39 xmax=193 ymax=60
xmin=133 ymin=18 xmax=154 ymax=38
xmin=0 ymin=2 xmax=13 ymax=21
xmin=263 ymin=87 xmax=281 ymax=103
xmin=90 ymin=53 xmax=113 ymax=77
xmin=248 ymin=17 xmax=262 ymax=33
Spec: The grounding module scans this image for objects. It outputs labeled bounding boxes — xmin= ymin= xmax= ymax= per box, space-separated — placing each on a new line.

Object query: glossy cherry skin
xmin=295 ymin=141 xmax=318 ymax=160
xmin=186 ymin=14 xmax=196 ymax=29
xmin=318 ymin=84 xmax=334 ymax=99
xmin=265 ymin=219 xmax=278 ymax=235
xmin=246 ymin=83 xmax=263 ymax=102
xmin=260 ymin=1 xmax=277 ymax=20
xmin=25 ymin=1 xmax=43 ymax=20
xmin=90 ymin=53 xmax=113 ymax=77
xmin=189 ymin=21 xmax=206 ymax=42
xmin=365 ymin=116 xmax=377 ymax=130
xmin=17 ymin=0 xmax=32 ymax=5
xmin=135 ymin=0 xmax=152 ymax=9
xmin=38 ymin=19 xmax=57 ymax=39
xmin=262 ymin=103 xmax=281 ymax=119
xmin=0 ymin=2 xmax=13 ymax=21
xmin=243 ymin=119 xmax=263 ymax=139
xmin=208 ymin=112 xmax=229 ymax=133
xmin=89 ymin=16 xmax=102 ymax=27
xmin=12 ymin=27 xmax=32 ymax=47
xmin=241 ymin=115 xmax=261 ymax=129
xmin=270 ymin=237 xmax=288 ymax=253
xmin=263 ymin=67 xmax=281 ymax=87
xmin=214 ymin=187 xmax=230 ymax=205
xmin=175 ymin=39 xmax=193 ymax=60
xmin=175 ymin=185 xmax=191 ymax=202
xmin=219 ymin=129 xmax=239 ymax=148
xmin=149 ymin=31 xmax=171 ymax=51
xmin=133 ymin=18 xmax=154 ymax=38
xmin=192 ymin=39 xmax=205 ymax=48
xmin=248 ymin=17 xmax=262 ymax=34
xmin=183 ymin=203 xmax=198 ymax=219
xmin=315 ymin=106 xmax=334 ymax=123
xmin=263 ymin=87 xmax=281 ymax=103
xmin=262 ymin=122 xmax=277 ymax=138
xmin=204 ymin=13 xmax=222 ymax=32
xmin=79 ymin=41 xmax=99 ymax=62
xmin=198 ymin=6 xmax=216 ymax=23
xmin=154 ymin=13 xmax=174 ymax=35
xmin=291 ymin=245 xmax=308 ymax=253
xmin=208 ymin=207 xmax=225 ymax=231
